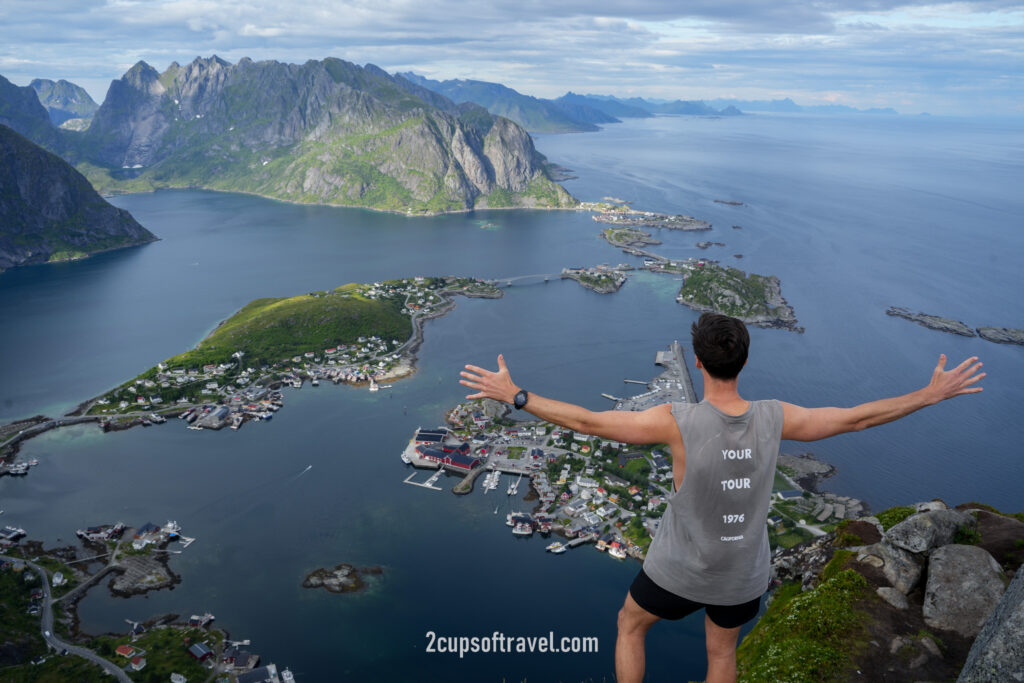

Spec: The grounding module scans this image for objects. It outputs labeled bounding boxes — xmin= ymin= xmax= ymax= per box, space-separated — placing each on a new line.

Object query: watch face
xmin=514 ymin=390 xmax=528 ymax=409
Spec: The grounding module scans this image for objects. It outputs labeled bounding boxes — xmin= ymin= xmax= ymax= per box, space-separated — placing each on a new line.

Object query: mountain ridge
xmin=0 ymin=123 xmax=156 ymax=272
xmin=70 ymin=56 xmax=575 ymax=214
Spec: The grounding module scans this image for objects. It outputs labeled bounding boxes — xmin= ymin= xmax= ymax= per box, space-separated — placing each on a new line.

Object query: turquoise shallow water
xmin=1 ymin=113 xmax=1022 ymax=680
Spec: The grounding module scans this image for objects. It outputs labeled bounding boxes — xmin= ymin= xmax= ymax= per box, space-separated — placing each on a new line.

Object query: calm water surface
xmin=1 ymin=114 xmax=1022 ymax=681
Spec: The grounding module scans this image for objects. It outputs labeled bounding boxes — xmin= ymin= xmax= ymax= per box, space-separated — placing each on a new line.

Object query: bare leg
xmin=615 ymin=592 xmax=660 ymax=683
xmin=704 ymin=613 xmax=742 ymax=683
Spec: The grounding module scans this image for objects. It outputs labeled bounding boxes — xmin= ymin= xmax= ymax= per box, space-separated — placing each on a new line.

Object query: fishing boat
xmin=512 ymin=522 xmax=533 ymax=536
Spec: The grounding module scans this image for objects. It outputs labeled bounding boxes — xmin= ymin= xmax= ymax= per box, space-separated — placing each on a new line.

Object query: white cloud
xmin=0 ymin=0 xmax=1020 ymax=114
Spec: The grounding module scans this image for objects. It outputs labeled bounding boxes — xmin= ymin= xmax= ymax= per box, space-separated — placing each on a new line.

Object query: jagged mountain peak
xmin=72 ymin=57 xmax=574 ymax=213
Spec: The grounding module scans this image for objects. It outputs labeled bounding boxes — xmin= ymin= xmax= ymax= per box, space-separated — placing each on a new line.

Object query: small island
xmin=583 ymin=201 xmax=711 ymax=231
xmin=976 ymin=326 xmax=1024 ymax=346
xmin=302 ymin=563 xmax=383 ymax=594
xmin=561 ymin=266 xmax=629 ymax=294
xmin=887 ymin=308 xmax=1024 ymax=346
xmin=696 ymin=241 xmax=726 ymax=249
xmin=675 ymin=263 xmax=802 ymax=331
xmin=886 ymin=307 xmax=975 ymax=337
xmin=600 ymin=226 xmax=661 ymax=249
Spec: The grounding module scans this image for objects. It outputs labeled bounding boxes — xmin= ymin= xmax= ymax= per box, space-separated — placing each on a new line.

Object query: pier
xmin=614 ymin=341 xmax=698 ymax=411
xmin=403 ymin=471 xmax=444 ymax=491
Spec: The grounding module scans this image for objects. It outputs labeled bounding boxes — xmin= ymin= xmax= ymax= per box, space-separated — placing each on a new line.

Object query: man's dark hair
xmin=691 ymin=313 xmax=749 ymax=380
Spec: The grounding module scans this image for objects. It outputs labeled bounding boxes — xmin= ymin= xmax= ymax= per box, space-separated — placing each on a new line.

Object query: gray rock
xmin=977 ymin=326 xmax=1024 ymax=345
xmin=923 ymin=545 xmax=1006 ymax=638
xmin=878 ymin=586 xmax=909 ymax=609
xmin=858 ymin=541 xmax=923 ymax=594
xmin=915 ymin=500 xmax=948 ymax=513
xmin=886 ymin=509 xmax=975 ymax=554
xmin=908 ymin=653 xmax=929 ymax=669
xmin=919 ymin=636 xmax=942 ymax=658
xmin=958 ymin=567 xmax=1024 ymax=682
xmin=886 ymin=306 xmax=976 ymax=337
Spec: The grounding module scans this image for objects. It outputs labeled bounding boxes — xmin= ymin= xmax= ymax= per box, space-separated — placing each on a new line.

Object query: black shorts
xmin=629 ymin=568 xmax=762 ymax=629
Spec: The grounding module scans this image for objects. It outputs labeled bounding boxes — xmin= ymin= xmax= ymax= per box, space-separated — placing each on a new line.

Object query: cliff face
xmin=0 ymin=124 xmax=156 ymax=271
xmin=0 ymin=75 xmax=59 ymax=149
xmin=77 ymin=56 xmax=575 ymax=213
xmin=737 ymin=500 xmax=1024 ymax=682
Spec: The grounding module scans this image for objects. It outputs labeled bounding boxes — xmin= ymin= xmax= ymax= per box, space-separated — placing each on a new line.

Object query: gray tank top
xmin=642 ymin=399 xmax=784 ymax=605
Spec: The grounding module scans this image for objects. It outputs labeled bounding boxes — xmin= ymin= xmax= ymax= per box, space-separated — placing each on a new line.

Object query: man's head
xmin=691 ymin=313 xmax=749 ymax=380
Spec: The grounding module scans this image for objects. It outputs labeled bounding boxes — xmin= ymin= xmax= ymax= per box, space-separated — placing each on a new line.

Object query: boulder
xmin=886 ymin=509 xmax=975 ymax=554
xmin=923 ymin=545 xmax=1006 ymax=638
xmin=958 ymin=568 xmax=1024 ymax=682
xmin=857 ymin=540 xmax=923 ymax=594
xmin=877 ymin=586 xmax=909 ymax=610
xmin=915 ymin=500 xmax=948 ymax=513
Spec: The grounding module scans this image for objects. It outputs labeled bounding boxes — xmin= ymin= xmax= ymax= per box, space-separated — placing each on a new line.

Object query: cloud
xmin=0 ymin=0 xmax=1020 ymax=114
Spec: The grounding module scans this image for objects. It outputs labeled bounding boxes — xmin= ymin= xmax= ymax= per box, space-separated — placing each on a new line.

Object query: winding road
xmin=1 ymin=554 xmax=130 ymax=682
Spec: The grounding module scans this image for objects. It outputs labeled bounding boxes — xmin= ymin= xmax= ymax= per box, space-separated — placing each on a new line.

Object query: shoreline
xmin=1 ymin=281 xmax=505 ymax=457
xmin=101 ymin=183 xmax=583 ymax=218
xmin=0 ymin=234 xmax=161 ymax=275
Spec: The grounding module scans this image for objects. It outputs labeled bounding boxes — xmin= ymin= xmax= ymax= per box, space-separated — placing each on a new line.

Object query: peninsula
xmin=72 ymin=277 xmax=502 ymax=431
xmin=400 ymin=342 xmax=865 ymax=563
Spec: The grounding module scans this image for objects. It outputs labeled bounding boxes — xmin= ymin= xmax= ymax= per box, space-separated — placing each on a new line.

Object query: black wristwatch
xmin=513 ymin=389 xmax=529 ymax=410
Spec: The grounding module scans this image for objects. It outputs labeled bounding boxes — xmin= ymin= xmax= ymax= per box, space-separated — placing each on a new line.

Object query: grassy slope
xmin=164 ymin=285 xmax=410 ymax=370
xmin=737 ymin=566 xmax=871 ymax=682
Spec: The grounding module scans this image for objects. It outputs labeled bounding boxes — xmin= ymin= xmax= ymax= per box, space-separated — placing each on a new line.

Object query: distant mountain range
xmin=396 ymin=73 xmax=613 ymax=133
xmin=0 ymin=57 xmax=576 ymax=215
xmin=397 ymin=75 xmax=743 ymax=133
xmin=30 ymin=78 xmax=99 ymax=127
xmin=705 ymin=97 xmax=897 ymax=115
xmin=0 ymin=123 xmax=156 ymax=271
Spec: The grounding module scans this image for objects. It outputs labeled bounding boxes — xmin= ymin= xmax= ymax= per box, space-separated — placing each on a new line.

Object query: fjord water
xmin=1 ymin=114 xmax=1022 ymax=680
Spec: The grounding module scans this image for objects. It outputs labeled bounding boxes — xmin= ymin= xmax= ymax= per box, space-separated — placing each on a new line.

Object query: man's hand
xmin=460 ymin=354 xmax=519 ymax=404
xmin=922 ymin=354 xmax=985 ymax=405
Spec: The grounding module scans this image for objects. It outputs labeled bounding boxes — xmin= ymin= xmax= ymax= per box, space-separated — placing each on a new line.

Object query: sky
xmin=1 ymin=0 xmax=1022 ymax=115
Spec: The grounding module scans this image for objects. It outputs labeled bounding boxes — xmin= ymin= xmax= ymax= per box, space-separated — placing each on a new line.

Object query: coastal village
xmin=399 ymin=341 xmax=867 ymax=563
xmin=1 ymin=517 xmax=296 ymax=681
xmin=63 ymin=276 xmax=501 ymax=434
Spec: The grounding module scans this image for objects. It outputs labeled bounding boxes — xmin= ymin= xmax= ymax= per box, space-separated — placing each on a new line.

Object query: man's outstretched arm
xmin=460 ymin=354 xmax=679 ymax=445
xmin=781 ymin=354 xmax=985 ymax=442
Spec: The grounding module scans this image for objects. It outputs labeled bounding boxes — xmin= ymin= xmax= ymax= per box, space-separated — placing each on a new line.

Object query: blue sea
xmin=0 ymin=113 xmax=1021 ymax=681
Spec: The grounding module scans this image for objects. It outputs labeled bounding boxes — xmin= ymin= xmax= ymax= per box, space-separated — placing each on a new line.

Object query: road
xmin=1 ymin=554 xmax=131 ymax=682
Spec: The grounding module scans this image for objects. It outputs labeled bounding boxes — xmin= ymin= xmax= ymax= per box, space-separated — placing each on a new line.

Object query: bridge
xmin=484 ymin=273 xmax=562 ymax=287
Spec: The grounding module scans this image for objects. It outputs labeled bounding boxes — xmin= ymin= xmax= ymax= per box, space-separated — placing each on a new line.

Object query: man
xmin=460 ymin=312 xmax=985 ymax=683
